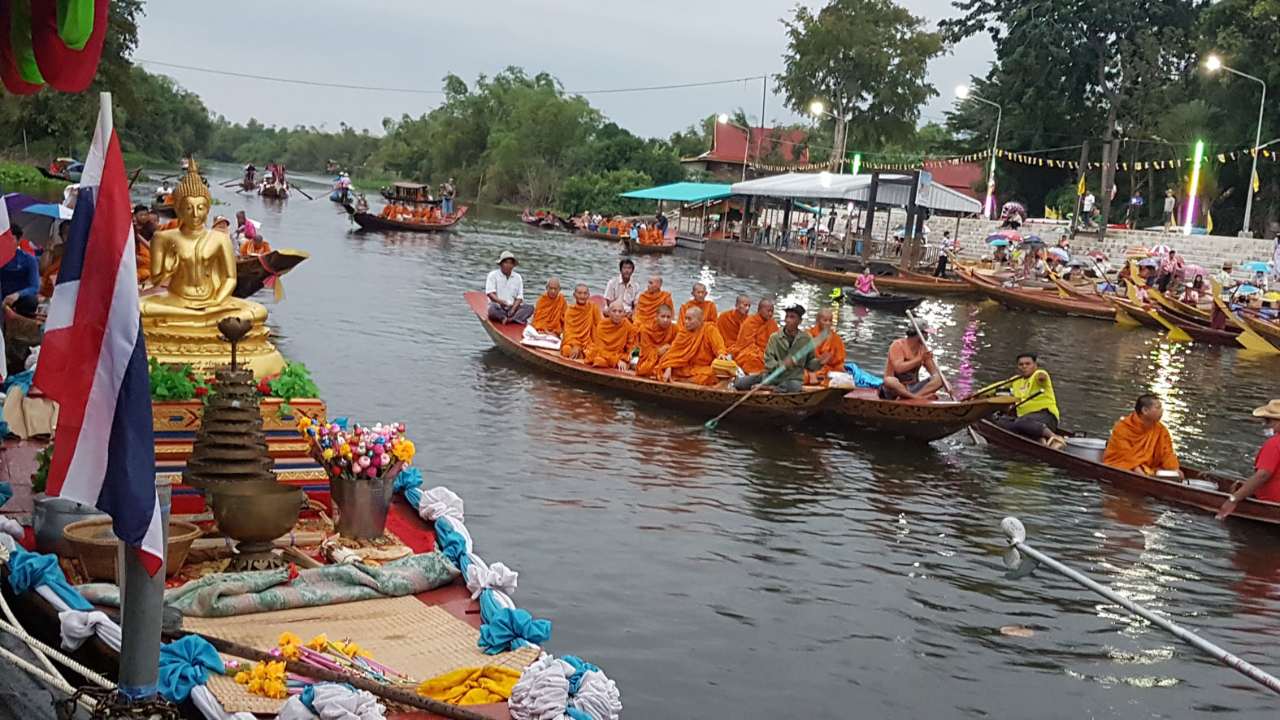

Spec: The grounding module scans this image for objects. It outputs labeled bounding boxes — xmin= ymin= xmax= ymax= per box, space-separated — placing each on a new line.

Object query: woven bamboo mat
xmin=185 ymin=595 xmax=540 ymax=714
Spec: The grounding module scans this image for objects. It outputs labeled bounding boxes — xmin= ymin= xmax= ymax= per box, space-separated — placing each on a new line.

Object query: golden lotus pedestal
xmin=143 ymin=318 xmax=285 ymax=378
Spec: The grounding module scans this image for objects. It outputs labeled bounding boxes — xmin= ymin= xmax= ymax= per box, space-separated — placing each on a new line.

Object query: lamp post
xmin=956 ymin=85 xmax=1002 ymax=219
xmin=717 ymin=113 xmax=751 ymax=182
xmin=1205 ymin=54 xmax=1266 ymax=237
xmin=809 ymin=100 xmax=851 ymax=173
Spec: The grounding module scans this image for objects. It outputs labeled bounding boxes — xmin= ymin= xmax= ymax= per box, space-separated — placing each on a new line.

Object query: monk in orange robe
xmin=716 ymin=294 xmax=751 ymax=347
xmin=530 ymin=277 xmax=567 ymax=335
xmin=657 ymin=306 xmax=729 ymax=386
xmin=561 ymin=284 xmax=600 ymax=360
xmin=731 ymin=296 xmax=778 ymax=374
xmin=587 ymin=301 xmax=638 ymax=370
xmin=633 ymin=275 xmax=673 ymax=329
xmin=804 ymin=307 xmax=847 ymax=384
xmin=636 ymin=304 xmax=678 ymax=377
xmin=678 ymin=282 xmax=718 ymax=326
xmin=1102 ymin=395 xmax=1182 ymax=477
xmin=135 ymin=239 xmax=151 ymax=283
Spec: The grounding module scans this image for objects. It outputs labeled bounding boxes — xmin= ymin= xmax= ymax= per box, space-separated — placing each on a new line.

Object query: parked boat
xmin=956 ymin=267 xmax=1116 ymax=320
xmin=829 ymin=390 xmax=1014 ymax=441
xmin=975 ymin=419 xmax=1280 ymax=525
xmin=767 ymin=252 xmax=973 ymax=295
xmin=837 ymin=290 xmax=924 ymax=313
xmin=624 ymin=237 xmax=676 ymax=255
xmin=1150 ymin=306 xmax=1242 ymax=346
xmin=465 ymin=291 xmax=841 ymax=424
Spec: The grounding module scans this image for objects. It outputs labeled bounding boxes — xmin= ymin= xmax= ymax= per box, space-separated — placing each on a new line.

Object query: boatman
xmin=561 ymin=283 xmax=600 ymax=360
xmin=734 ymin=304 xmax=824 ymax=394
xmin=805 ymin=307 xmax=846 ymax=385
xmin=730 ymin=296 xmax=778 ymax=374
xmin=587 ymin=300 xmax=638 ymax=371
xmin=1102 ymin=394 xmax=1182 ymax=478
xmin=878 ymin=326 xmax=943 ymax=400
xmin=485 ymin=250 xmax=533 ymax=325
xmin=1216 ymin=399 xmax=1280 ymax=519
xmin=716 ymin=294 xmax=751 ymax=345
xmin=633 ymin=275 xmax=672 ymax=329
xmin=530 ymin=277 xmax=567 ymax=336
xmin=993 ymin=353 xmax=1065 ymax=448
xmin=656 ymin=306 xmax=728 ymax=385
xmin=636 ymin=304 xmax=678 ymax=376
xmin=604 ymin=258 xmax=640 ymax=315
xmin=678 ymin=282 xmax=718 ymax=326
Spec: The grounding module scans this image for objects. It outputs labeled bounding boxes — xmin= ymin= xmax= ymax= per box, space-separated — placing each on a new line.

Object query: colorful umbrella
xmin=1020 ymin=235 xmax=1046 ymax=247
xmin=1137 ymin=257 xmax=1161 ymax=268
xmin=0 ymin=0 xmax=107 ymax=94
xmin=1244 ymin=261 xmax=1271 ymax=273
xmin=1047 ymin=246 xmax=1070 ymax=261
xmin=986 ymin=235 xmax=1010 ymax=247
xmin=1147 ymin=244 xmax=1171 ymax=257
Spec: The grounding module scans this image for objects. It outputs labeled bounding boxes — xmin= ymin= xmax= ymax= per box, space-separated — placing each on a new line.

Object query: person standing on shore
xmin=1162 ymin=189 xmax=1176 ymax=232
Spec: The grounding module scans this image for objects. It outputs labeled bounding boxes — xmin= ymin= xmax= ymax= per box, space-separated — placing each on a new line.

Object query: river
xmin=190 ymin=169 xmax=1280 ymax=718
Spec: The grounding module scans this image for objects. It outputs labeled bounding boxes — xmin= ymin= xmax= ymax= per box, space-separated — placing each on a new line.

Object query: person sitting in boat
xmin=355 ymin=193 xmax=369 ymax=213
xmin=628 ymin=223 xmax=640 ymax=244
xmin=656 ymin=305 xmax=729 ymax=386
xmin=634 ymin=275 xmax=672 ymax=329
xmin=636 ymin=304 xmax=677 ymax=376
xmin=485 ymin=250 xmax=533 ymax=325
xmin=561 ymin=283 xmax=600 ymax=360
xmin=992 ymin=353 xmax=1065 ymax=448
xmin=878 ymin=326 xmax=943 ymax=401
xmin=805 ymin=307 xmax=847 ymax=385
xmin=233 ymin=211 xmax=261 ymax=243
xmin=240 ymin=231 xmax=272 ymax=258
xmin=587 ymin=300 xmax=638 ymax=371
xmin=1180 ymin=275 xmax=1206 ymax=305
xmin=529 ymin=277 xmax=566 ymax=337
xmin=730 ymin=296 xmax=778 ymax=375
xmin=733 ymin=304 xmax=824 ymax=394
xmin=1215 ymin=262 xmax=1235 ymax=292
xmin=853 ymin=268 xmax=879 ymax=297
xmin=1102 ymin=394 xmax=1183 ymax=478
xmin=1217 ymin=399 xmax=1280 ymax=519
xmin=604 ymin=258 xmax=640 ymax=315
xmin=678 ymin=282 xmax=717 ymax=327
xmin=716 ymin=294 xmax=751 ymax=344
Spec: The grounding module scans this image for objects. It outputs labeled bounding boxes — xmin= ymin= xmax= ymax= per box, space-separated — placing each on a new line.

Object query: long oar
xmin=905 ymin=310 xmax=983 ymax=445
xmin=703 ymin=329 xmax=829 ymax=431
xmin=1000 ymin=516 xmax=1280 ymax=695
xmin=1147 ymin=308 xmax=1195 ymax=343
xmin=964 ymin=374 xmax=1020 ymax=400
xmin=291 ymin=184 xmax=316 ymax=200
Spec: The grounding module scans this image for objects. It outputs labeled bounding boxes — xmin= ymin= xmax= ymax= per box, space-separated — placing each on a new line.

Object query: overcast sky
xmin=136 ymin=0 xmax=993 ymax=139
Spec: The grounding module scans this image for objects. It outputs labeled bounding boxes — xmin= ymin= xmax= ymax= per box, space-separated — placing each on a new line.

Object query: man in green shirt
xmin=732 ymin=305 xmax=827 ymax=393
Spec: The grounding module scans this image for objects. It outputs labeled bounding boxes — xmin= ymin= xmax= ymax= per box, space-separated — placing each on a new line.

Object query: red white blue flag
xmin=34 ymin=93 xmax=163 ymax=575
xmin=0 ymin=192 xmax=16 ymax=268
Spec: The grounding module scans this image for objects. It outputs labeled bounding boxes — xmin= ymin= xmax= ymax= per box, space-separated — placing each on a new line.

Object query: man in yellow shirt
xmin=994 ymin=353 xmax=1065 ymax=448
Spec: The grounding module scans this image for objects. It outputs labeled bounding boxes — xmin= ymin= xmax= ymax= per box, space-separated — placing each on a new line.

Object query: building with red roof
xmin=682 ymin=123 xmax=812 ymax=180
xmin=924 ymin=162 xmax=985 ymax=201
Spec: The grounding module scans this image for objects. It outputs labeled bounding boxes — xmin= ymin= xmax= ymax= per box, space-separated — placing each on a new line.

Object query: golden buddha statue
xmin=141 ymin=161 xmax=285 ymax=377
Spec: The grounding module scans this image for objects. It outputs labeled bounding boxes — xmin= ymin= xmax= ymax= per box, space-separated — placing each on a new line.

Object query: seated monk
xmin=240 ymin=235 xmax=272 ymax=257
xmin=636 ymin=304 xmax=677 ymax=376
xmin=804 ymin=307 xmax=847 ymax=384
xmin=587 ymin=300 xmax=638 ymax=370
xmin=878 ymin=326 xmax=944 ymax=400
xmin=560 ymin=283 xmax=600 ymax=360
xmin=530 ymin=277 xmax=566 ymax=336
xmin=731 ymin=296 xmax=778 ymax=374
xmin=716 ymin=294 xmax=750 ymax=345
xmin=656 ymin=306 xmax=729 ymax=386
xmin=634 ymin=275 xmax=673 ymax=329
xmin=1103 ymin=394 xmax=1182 ymax=477
xmin=134 ymin=238 xmax=151 ymax=284
xmin=678 ymin=282 xmax=718 ymax=326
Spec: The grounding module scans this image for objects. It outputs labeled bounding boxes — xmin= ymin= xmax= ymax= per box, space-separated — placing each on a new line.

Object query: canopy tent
xmin=730 ymin=172 xmax=982 ymax=214
xmin=618 ymin=182 xmax=733 ymax=203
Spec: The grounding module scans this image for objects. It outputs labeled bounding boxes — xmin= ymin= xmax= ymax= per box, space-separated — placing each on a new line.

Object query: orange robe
xmin=804 ymin=326 xmax=847 ymax=384
xmin=560 ymin=303 xmax=601 ymax=358
xmin=678 ymin=299 xmax=718 ymax=327
xmin=135 ymin=241 xmax=151 ymax=283
xmin=636 ymin=321 xmax=678 ymax=377
xmin=530 ymin=294 xmax=566 ymax=335
xmin=633 ymin=289 xmax=673 ymax=329
xmin=731 ymin=315 xmax=779 ymax=374
xmin=41 ymin=257 xmax=61 ymax=297
xmin=240 ymin=239 xmax=272 ymax=256
xmin=1102 ymin=413 xmax=1180 ymax=474
xmin=656 ymin=324 xmax=727 ymax=386
xmin=587 ymin=316 xmax=637 ymax=368
xmin=716 ymin=311 xmax=747 ymax=349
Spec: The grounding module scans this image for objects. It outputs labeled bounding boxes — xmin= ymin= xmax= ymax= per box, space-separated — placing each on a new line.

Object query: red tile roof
xmin=926 ymin=162 xmax=985 ymax=199
xmin=694 ymin=123 xmax=811 ymax=165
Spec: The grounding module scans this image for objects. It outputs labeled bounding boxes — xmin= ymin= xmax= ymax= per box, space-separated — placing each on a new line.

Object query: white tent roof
xmin=730 ymin=172 xmax=982 ymax=214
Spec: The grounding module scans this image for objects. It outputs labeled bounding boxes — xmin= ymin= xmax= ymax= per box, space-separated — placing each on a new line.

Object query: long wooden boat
xmin=577 ymin=228 xmax=624 ymax=242
xmin=975 ymin=419 xmax=1280 ymax=525
xmin=767 ymin=252 xmax=973 ymax=295
xmin=624 ymin=237 xmax=676 ymax=255
xmin=353 ymin=206 xmax=468 ymax=232
xmin=828 ymin=390 xmax=1014 ymax=441
xmin=1146 ymin=286 xmax=1212 ymax=324
xmin=1240 ymin=313 xmax=1280 ymax=345
xmin=1150 ymin=307 xmax=1241 ymax=346
xmin=1104 ymin=296 xmax=1166 ymax=330
xmin=259 ymin=183 xmax=289 ymax=199
xmin=957 ymin=267 xmax=1116 ymax=320
xmin=234 ymin=249 xmax=309 ymax=298
xmin=464 ymin=291 xmax=841 ymax=423
xmin=840 ymin=291 xmax=924 ymax=313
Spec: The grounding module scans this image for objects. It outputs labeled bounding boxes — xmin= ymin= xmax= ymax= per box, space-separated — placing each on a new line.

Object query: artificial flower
xmin=307 ymin=634 xmax=329 ymax=652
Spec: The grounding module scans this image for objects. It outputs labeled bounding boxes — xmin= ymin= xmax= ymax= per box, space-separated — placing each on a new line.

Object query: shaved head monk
xmin=730 ymin=296 xmax=778 ymax=375
xmin=716 ymin=294 xmax=751 ymax=348
xmin=587 ymin=300 xmax=638 ymax=371
xmin=656 ymin=306 xmax=729 ymax=386
xmin=678 ymin=282 xmax=718 ymax=327
xmin=530 ymin=277 xmax=566 ymax=336
xmin=636 ymin=304 xmax=678 ymax=377
xmin=805 ymin=307 xmax=846 ymax=384
xmin=634 ymin=275 xmax=673 ymax=329
xmin=560 ymin=283 xmax=600 ymax=360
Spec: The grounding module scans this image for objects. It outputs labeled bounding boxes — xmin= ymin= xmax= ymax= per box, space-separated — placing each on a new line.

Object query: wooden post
xmin=862 ymin=173 xmax=880 ymax=262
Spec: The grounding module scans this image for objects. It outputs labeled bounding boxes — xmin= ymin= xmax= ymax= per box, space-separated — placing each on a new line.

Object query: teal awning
xmin=619 ymin=182 xmax=733 ymax=203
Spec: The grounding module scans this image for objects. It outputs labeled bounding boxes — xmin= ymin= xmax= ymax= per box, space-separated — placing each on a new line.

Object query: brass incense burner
xmin=207 ymin=481 xmax=305 ymax=571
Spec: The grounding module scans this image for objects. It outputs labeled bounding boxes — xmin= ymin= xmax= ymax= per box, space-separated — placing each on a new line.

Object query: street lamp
xmin=717 ymin=113 xmax=750 ymax=182
xmin=1205 ymin=53 xmax=1266 ymax=237
xmin=955 ymin=84 xmax=1002 ymax=219
xmin=809 ymin=100 xmax=851 ymax=173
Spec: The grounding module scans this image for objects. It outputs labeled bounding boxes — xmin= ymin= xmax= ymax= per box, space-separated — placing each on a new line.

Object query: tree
xmin=776 ymin=0 xmax=944 ymax=168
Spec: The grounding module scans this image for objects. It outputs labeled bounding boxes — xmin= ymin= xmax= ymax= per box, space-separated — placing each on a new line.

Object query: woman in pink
xmin=854 ymin=269 xmax=878 ymax=296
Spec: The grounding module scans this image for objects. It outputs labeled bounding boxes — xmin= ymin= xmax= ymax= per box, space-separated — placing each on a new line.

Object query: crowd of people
xmin=578 ymin=212 xmax=671 ymax=245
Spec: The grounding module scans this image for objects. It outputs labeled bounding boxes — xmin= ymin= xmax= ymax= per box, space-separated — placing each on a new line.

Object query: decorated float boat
xmin=767 ymin=251 xmax=973 ymax=295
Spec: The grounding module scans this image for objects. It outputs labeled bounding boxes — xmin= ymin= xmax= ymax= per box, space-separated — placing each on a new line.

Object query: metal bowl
xmin=207 ymin=481 xmax=305 ymax=544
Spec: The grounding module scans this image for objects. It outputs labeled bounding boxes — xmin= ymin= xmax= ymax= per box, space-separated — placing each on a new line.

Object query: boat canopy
xmin=730 ymin=172 xmax=982 ymax=214
xmin=619 ymin=182 xmax=733 ymax=204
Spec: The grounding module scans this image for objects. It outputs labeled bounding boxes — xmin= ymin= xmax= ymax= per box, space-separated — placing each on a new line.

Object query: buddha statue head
xmin=173 ymin=159 xmax=211 ymax=232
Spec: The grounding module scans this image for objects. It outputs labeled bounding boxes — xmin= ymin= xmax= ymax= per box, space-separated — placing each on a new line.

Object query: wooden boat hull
xmin=465 ymin=291 xmax=840 ymax=423
xmin=975 ymin=419 xmax=1280 ymax=525
xmin=841 ymin=292 xmax=924 ymax=312
xmin=1105 ymin=297 xmax=1165 ymax=329
xmin=958 ymin=268 xmax=1116 ymax=320
xmin=259 ymin=185 xmax=289 ymax=199
xmin=234 ymin=249 xmax=309 ymax=298
xmin=624 ymin=238 xmax=676 ymax=254
xmin=767 ymin=252 xmax=973 ymax=295
xmin=1147 ymin=287 xmax=1211 ymax=323
xmin=354 ymin=207 xmax=468 ymax=232
xmin=1241 ymin=313 xmax=1280 ymax=344
xmin=577 ymin=228 xmax=624 ymax=241
xmin=1151 ymin=308 xmax=1241 ymax=345
xmin=828 ymin=390 xmax=1014 ymax=441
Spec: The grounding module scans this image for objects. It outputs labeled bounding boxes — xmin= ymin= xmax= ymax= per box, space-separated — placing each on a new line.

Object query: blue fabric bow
xmin=561 ymin=655 xmax=600 ymax=695
xmin=0 ymin=482 xmax=11 ymax=509
xmin=393 ymin=466 xmax=424 ymax=509
xmin=7 ymin=548 xmax=91 ymax=610
xmin=157 ymin=635 xmax=225 ymax=703
xmin=433 ymin=517 xmax=469 ymax=571
xmin=477 ymin=588 xmax=551 ymax=654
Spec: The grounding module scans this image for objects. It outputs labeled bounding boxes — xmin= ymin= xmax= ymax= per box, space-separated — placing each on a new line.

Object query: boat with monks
xmin=624 ymin=236 xmax=676 ymax=255
xmin=767 ymin=251 xmax=973 ymax=295
xmin=578 ymin=228 xmax=625 ymax=242
xmin=828 ymin=390 xmax=1014 ymax=441
xmin=955 ymin=266 xmax=1116 ymax=320
xmin=352 ymin=182 xmax=468 ymax=233
xmin=464 ymin=291 xmax=841 ymax=423
xmin=975 ymin=419 xmax=1280 ymax=526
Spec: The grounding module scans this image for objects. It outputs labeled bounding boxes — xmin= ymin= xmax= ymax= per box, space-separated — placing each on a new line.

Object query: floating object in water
xmin=999 ymin=625 xmax=1035 ymax=638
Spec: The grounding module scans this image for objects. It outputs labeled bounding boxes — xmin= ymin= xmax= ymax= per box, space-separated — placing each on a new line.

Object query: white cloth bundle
xmin=509 ymin=654 xmax=572 ymax=720
xmin=521 ymin=325 xmax=562 ymax=351
xmin=826 ymin=371 xmax=855 ymax=389
xmin=277 ymin=684 xmax=386 ymax=720
xmin=464 ymin=553 xmax=518 ymax=605
xmin=58 ymin=610 xmax=121 ymax=651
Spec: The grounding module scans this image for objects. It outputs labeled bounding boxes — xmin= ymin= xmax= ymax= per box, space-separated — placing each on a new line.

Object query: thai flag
xmin=0 ymin=192 xmax=16 ymax=267
xmin=33 ymin=94 xmax=163 ymax=575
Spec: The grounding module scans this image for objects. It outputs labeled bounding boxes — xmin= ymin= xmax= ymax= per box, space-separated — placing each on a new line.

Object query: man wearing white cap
xmin=485 ymin=250 xmax=533 ymax=324
xmin=1216 ymin=399 xmax=1280 ymax=520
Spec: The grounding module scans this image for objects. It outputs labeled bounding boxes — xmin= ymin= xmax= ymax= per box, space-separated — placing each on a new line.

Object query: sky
xmin=136 ymin=0 xmax=994 ymax=140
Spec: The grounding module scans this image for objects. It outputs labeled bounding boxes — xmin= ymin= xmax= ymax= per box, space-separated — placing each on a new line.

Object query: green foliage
xmin=559 ymin=169 xmax=654 ymax=216
xmin=148 ymin=358 xmax=208 ymax=401
xmin=32 ymin=443 xmax=53 ymax=496
xmin=204 ymin=118 xmax=383 ymax=177
xmin=263 ymin=362 xmax=321 ymax=402
xmin=0 ymin=162 xmax=46 ymax=188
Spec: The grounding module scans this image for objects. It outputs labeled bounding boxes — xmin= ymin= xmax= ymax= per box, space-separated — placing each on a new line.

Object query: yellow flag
xmin=1077 ymin=174 xmax=1086 ymax=196
xmin=1206 ymin=209 xmax=1214 ymax=234
xmin=1253 ymin=169 xmax=1261 ymax=193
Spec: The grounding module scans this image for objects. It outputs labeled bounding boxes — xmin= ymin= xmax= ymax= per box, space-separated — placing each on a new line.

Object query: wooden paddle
xmin=905 ymin=310 xmax=983 ymax=445
xmin=703 ymin=329 xmax=829 ymax=431
xmin=291 ymin=184 xmax=316 ymax=201
xmin=964 ymin=374 xmax=1020 ymax=400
